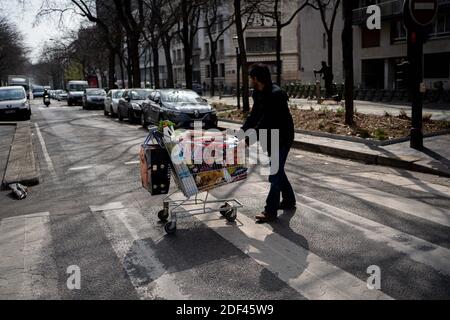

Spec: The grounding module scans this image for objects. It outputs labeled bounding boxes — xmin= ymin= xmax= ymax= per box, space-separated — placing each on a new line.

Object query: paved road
xmin=0 ymin=100 xmax=449 ymax=300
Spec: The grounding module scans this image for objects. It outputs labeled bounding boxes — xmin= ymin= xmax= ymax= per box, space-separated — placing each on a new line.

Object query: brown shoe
xmin=255 ymin=212 xmax=277 ymax=223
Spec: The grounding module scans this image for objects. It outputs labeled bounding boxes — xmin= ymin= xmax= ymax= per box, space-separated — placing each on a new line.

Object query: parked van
xmin=67 ymin=80 xmax=88 ymax=106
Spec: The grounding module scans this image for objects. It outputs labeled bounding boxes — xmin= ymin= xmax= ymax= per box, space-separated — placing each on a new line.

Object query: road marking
xmin=301 ymin=175 xmax=450 ymax=227
xmin=34 ymin=123 xmax=58 ymax=181
xmin=90 ymin=202 xmax=124 ymax=212
xmin=91 ymin=202 xmax=190 ymax=300
xmin=351 ymin=172 xmax=450 ymax=199
xmin=296 ymin=194 xmax=450 ymax=277
xmin=125 ymin=161 xmax=140 ymax=165
xmin=0 ymin=213 xmax=58 ymax=299
xmin=171 ymin=192 xmax=392 ymax=300
xmin=68 ymin=166 xmax=94 ymax=171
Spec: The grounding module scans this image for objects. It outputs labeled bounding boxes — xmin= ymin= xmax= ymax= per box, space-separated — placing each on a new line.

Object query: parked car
xmin=118 ymin=89 xmax=153 ymax=124
xmin=56 ymin=90 xmax=68 ymax=101
xmin=0 ymin=86 xmax=31 ymax=121
xmin=82 ymin=88 xmax=107 ymax=110
xmin=67 ymin=80 xmax=88 ymax=106
xmin=104 ymin=89 xmax=124 ymax=117
xmin=141 ymin=89 xmax=217 ymax=129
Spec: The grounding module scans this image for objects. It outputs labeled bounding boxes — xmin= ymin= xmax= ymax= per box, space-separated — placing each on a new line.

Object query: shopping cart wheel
xmin=225 ymin=209 xmax=237 ymax=223
xmin=220 ymin=203 xmax=231 ymax=217
xmin=164 ymin=222 xmax=177 ymax=235
xmin=158 ymin=209 xmax=169 ymax=222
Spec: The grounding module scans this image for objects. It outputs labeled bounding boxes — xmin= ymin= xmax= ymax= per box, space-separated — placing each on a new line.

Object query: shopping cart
xmin=144 ymin=127 xmax=247 ymax=235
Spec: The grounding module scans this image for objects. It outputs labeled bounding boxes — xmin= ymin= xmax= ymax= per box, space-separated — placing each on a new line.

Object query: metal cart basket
xmin=148 ymin=128 xmax=247 ymax=235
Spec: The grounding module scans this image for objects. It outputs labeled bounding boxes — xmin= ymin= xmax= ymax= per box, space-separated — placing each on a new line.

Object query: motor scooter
xmin=44 ymin=94 xmax=51 ymax=107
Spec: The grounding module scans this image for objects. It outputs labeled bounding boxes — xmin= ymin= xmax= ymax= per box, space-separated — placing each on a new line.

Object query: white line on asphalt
xmin=171 ymin=192 xmax=392 ymax=300
xmin=301 ymin=175 xmax=450 ymax=227
xmin=34 ymin=123 xmax=58 ymax=181
xmin=68 ymin=166 xmax=94 ymax=171
xmin=297 ymin=194 xmax=450 ymax=277
xmin=124 ymin=161 xmax=140 ymax=165
xmin=351 ymin=172 xmax=450 ymax=199
xmin=91 ymin=202 xmax=190 ymax=300
xmin=90 ymin=202 xmax=124 ymax=212
xmin=0 ymin=213 xmax=59 ymax=299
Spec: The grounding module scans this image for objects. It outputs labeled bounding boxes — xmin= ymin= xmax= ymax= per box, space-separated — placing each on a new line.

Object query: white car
xmin=0 ymin=86 xmax=31 ymax=121
xmin=104 ymin=89 xmax=124 ymax=117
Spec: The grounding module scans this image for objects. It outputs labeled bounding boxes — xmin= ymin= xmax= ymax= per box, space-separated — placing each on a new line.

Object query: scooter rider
xmin=43 ymin=89 xmax=51 ymax=107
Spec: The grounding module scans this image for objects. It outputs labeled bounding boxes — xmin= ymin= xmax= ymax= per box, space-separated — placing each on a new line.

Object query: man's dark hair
xmin=249 ymin=63 xmax=272 ymax=85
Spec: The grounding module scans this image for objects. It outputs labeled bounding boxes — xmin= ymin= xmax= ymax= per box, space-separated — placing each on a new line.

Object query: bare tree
xmin=112 ymin=0 xmax=146 ymax=88
xmin=310 ymin=0 xmax=341 ymax=80
xmin=0 ymin=16 xmax=29 ymax=84
xmin=203 ymin=0 xmax=235 ymax=96
xmin=256 ymin=0 xmax=311 ymax=85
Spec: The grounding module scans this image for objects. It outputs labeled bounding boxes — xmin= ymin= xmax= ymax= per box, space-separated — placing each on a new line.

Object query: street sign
xmin=405 ymin=0 xmax=438 ymax=28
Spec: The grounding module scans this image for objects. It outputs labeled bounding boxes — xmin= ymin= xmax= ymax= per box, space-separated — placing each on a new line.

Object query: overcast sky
xmin=1 ymin=0 xmax=82 ymax=63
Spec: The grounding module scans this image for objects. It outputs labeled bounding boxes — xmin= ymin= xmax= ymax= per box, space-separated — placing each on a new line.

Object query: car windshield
xmin=33 ymin=87 xmax=44 ymax=92
xmin=69 ymin=84 xmax=87 ymax=91
xmin=0 ymin=89 xmax=25 ymax=101
xmin=161 ymin=91 xmax=205 ymax=104
xmin=131 ymin=90 xmax=151 ymax=100
xmin=113 ymin=91 xmax=123 ymax=99
xmin=86 ymin=90 xmax=106 ymax=96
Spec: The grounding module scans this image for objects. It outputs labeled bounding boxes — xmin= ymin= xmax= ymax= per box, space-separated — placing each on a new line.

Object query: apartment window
xmin=205 ymin=43 xmax=210 ymax=58
xmin=424 ymin=53 xmax=450 ymax=79
xmin=246 ymin=37 xmax=277 ymax=53
xmin=361 ymin=27 xmax=380 ymax=48
xmin=219 ymin=39 xmax=224 ymax=57
xmin=220 ymin=64 xmax=225 ymax=78
xmin=206 ymin=65 xmax=211 ymax=78
xmin=391 ymin=20 xmax=406 ymax=43
xmin=218 ymin=15 xmax=224 ymax=32
xmin=432 ymin=13 xmax=450 ymax=38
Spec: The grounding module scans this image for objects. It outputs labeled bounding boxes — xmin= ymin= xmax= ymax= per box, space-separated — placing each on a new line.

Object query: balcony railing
xmin=353 ymin=0 xmax=450 ymax=25
xmin=353 ymin=0 xmax=402 ymax=25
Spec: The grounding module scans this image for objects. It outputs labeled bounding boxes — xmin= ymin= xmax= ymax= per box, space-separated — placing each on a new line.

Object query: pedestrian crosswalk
xmin=1 ymin=171 xmax=449 ymax=300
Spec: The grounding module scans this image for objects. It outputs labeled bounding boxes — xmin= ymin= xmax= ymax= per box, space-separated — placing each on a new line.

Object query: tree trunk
xmin=234 ymin=0 xmax=249 ymax=113
xmin=128 ymin=35 xmax=141 ymax=88
xmin=210 ymin=54 xmax=217 ymax=97
xmin=181 ymin=0 xmax=193 ymax=89
xmin=108 ymin=49 xmax=116 ymax=89
xmin=152 ymin=43 xmax=160 ymax=89
xmin=327 ymin=31 xmax=333 ymax=77
xmin=162 ymin=35 xmax=174 ymax=88
xmin=119 ymin=56 xmax=125 ymax=89
xmin=126 ymin=55 xmax=133 ymax=88
xmin=276 ymin=24 xmax=282 ymax=86
xmin=342 ymin=0 xmax=354 ymax=126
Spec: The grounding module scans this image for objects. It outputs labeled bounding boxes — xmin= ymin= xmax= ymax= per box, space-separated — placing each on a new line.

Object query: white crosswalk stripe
xmin=0 ymin=212 xmax=58 ymax=300
xmin=169 ymin=192 xmax=392 ymax=300
xmin=300 ymin=174 xmax=450 ymax=227
xmin=90 ymin=203 xmax=191 ymax=300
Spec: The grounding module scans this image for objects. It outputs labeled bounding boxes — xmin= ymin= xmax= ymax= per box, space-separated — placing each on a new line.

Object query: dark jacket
xmin=241 ymin=83 xmax=294 ymax=151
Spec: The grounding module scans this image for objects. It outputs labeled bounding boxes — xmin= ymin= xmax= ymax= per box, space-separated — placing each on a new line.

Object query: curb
xmin=2 ymin=121 xmax=40 ymax=188
xmin=218 ymin=119 xmax=450 ymax=178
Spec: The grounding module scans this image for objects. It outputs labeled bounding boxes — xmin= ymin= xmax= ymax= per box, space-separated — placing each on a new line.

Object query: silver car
xmin=0 ymin=86 xmax=31 ymax=121
xmin=104 ymin=89 xmax=123 ymax=117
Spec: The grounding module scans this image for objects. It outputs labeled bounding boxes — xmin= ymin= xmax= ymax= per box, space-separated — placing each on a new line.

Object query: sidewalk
xmin=218 ymin=120 xmax=450 ymax=178
xmin=208 ymin=96 xmax=450 ymax=121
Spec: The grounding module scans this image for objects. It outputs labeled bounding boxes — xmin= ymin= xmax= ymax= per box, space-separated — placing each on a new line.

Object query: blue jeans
xmin=265 ymin=146 xmax=296 ymax=215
